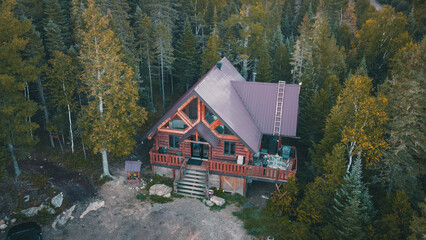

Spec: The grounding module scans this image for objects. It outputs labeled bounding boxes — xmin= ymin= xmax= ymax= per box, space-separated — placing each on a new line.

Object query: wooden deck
xmin=149 ymin=148 xmax=297 ymax=183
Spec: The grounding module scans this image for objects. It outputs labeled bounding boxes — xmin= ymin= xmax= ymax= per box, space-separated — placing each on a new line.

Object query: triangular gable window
xmin=181 ymin=98 xmax=197 ymax=123
xmin=161 ymin=115 xmax=188 ymax=130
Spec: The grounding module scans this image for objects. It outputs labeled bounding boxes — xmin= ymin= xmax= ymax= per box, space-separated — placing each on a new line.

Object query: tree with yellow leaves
xmin=78 ymin=0 xmax=147 ymax=177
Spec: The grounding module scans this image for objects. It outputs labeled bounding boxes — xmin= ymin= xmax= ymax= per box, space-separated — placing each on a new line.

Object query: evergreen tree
xmin=0 ymin=0 xmax=39 ymax=177
xmin=154 ymin=22 xmax=174 ymax=113
xmin=173 ymin=18 xmax=200 ymax=94
xmin=330 ymin=157 xmax=375 ymax=240
xmin=379 ymin=40 xmax=425 ymax=197
xmin=78 ymin=0 xmax=147 ymax=177
xmin=200 ymin=27 xmax=221 ymax=75
xmin=255 ymin=39 xmax=272 ymax=82
xmin=43 ymin=0 xmax=70 ymax=46
xmin=272 ymin=43 xmax=291 ymax=82
xmin=44 ymin=19 xmax=65 ymax=57
xmin=134 ymin=8 xmax=156 ymax=111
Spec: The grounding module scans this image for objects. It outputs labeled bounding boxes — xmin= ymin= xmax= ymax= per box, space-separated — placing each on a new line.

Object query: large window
xmin=224 ymin=141 xmax=235 ymax=156
xmin=215 ymin=124 xmax=234 ymax=136
xmin=182 ymin=98 xmax=198 ymax=122
xmin=169 ymin=135 xmax=180 ymax=149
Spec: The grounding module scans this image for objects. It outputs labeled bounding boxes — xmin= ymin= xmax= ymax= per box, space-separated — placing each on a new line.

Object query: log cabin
xmin=143 ymin=57 xmax=301 ymax=198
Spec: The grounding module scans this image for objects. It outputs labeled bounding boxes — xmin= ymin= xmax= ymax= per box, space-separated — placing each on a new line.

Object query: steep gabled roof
xmin=143 ymin=57 xmax=300 ymax=153
xmin=232 ymin=81 xmax=300 ymax=137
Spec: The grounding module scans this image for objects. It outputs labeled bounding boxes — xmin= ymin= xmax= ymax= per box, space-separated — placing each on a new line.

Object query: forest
xmin=0 ymin=0 xmax=424 ymax=239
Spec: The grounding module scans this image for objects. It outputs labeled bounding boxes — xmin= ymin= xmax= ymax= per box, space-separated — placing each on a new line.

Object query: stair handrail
xmin=173 ymin=158 xmax=187 ymax=193
xmin=204 ymin=162 xmax=210 ymax=199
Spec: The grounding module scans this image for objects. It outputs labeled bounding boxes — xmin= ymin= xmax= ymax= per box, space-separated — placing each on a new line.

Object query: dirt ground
xmin=43 ymin=170 xmax=255 ymax=240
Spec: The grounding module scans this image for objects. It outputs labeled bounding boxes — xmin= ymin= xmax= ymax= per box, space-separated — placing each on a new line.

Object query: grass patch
xmin=145 ymin=174 xmax=174 ymax=189
xmin=232 ymin=207 xmax=274 ymax=237
xmin=22 ymin=173 xmax=49 ymax=189
xmin=149 ymin=195 xmax=174 ymax=204
xmin=95 ymin=174 xmax=113 ymax=186
xmin=136 ymin=193 xmax=147 ymax=201
xmin=208 ymin=187 xmax=247 ymax=211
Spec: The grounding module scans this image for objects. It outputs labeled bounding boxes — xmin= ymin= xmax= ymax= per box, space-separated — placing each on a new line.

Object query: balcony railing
xmin=149 ymin=148 xmax=296 ymax=182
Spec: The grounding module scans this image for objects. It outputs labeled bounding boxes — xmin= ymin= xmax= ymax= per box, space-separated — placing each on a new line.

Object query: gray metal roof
xmin=125 ymin=161 xmax=141 ymax=172
xmin=178 ymin=122 xmax=219 ymax=148
xmin=142 ymin=57 xmax=300 ymax=153
xmin=194 ymin=58 xmax=262 ymax=153
xmin=232 ymin=81 xmax=300 ymax=136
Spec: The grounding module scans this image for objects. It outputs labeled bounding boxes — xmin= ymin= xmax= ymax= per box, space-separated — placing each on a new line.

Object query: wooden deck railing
xmin=173 ymin=158 xmax=187 ymax=193
xmin=150 ymin=149 xmax=296 ymax=182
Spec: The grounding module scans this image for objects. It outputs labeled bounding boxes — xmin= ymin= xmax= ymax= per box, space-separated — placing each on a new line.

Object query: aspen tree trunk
xmin=78 ymin=93 xmax=87 ymax=160
xmin=98 ymin=95 xmax=111 ymax=177
xmin=8 ymin=143 xmax=21 ymax=177
xmin=63 ymin=82 xmax=74 ymax=153
xmin=148 ymin=59 xmax=155 ymax=111
xmin=37 ymin=79 xmax=55 ymax=148
xmin=170 ymin=68 xmax=174 ymax=95
xmin=160 ymin=48 xmax=165 ymax=113
xmin=242 ymin=31 xmax=249 ymax=80
xmin=57 ymin=131 xmax=64 ymax=151
xmin=25 ymin=82 xmax=34 ymax=141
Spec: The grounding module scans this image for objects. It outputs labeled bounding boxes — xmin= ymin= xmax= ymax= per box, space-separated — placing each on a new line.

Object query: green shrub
xmin=136 ymin=193 xmax=146 ymax=201
xmin=150 ymin=195 xmax=173 ymax=204
xmin=232 ymin=207 xmax=273 ymax=237
xmin=23 ymin=173 xmax=49 ymax=189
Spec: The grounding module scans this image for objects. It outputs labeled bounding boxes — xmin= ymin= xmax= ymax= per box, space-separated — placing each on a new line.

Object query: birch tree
xmin=46 ymin=51 xmax=78 ymax=153
xmin=78 ymin=0 xmax=147 ymax=177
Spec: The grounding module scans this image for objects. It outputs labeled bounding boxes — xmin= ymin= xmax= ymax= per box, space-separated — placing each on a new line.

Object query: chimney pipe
xmin=252 ymin=72 xmax=256 ymax=82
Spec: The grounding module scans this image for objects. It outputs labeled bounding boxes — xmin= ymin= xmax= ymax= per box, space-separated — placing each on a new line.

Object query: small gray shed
xmin=125 ymin=161 xmax=142 ymax=184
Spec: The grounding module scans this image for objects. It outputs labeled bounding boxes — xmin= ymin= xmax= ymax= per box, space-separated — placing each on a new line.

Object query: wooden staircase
xmin=176 ymin=169 xmax=208 ymax=198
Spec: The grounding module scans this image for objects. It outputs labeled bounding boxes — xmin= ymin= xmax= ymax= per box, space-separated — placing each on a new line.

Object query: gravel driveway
xmin=44 ymin=173 xmax=253 ymax=240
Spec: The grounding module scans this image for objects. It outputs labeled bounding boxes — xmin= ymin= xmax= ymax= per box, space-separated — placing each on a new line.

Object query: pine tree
xmin=272 ymin=43 xmax=291 ymax=82
xmin=78 ymin=0 xmax=147 ymax=177
xmin=44 ymin=19 xmax=65 ymax=57
xmin=379 ymin=40 xmax=425 ymax=196
xmin=154 ymin=22 xmax=174 ymax=113
xmin=173 ymin=18 xmax=200 ymax=94
xmin=330 ymin=157 xmax=375 ymax=240
xmin=43 ymin=0 xmax=70 ymax=46
xmin=0 ymin=0 xmax=39 ymax=177
xmin=255 ymin=38 xmax=272 ymax=82
xmin=134 ymin=8 xmax=156 ymax=111
xmin=200 ymin=27 xmax=221 ymax=75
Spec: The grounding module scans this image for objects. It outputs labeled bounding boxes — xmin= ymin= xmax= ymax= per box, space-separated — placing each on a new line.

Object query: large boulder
xmin=210 ymin=196 xmax=225 ymax=206
xmin=21 ymin=204 xmax=45 ymax=217
xmin=51 ymin=192 xmax=63 ymax=208
xmin=0 ymin=224 xmax=7 ymax=230
xmin=149 ymin=184 xmax=172 ymax=197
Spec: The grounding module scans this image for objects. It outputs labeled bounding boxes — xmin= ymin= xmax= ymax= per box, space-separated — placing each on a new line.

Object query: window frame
xmin=169 ymin=135 xmax=180 ymax=149
xmin=224 ymin=141 xmax=236 ymax=156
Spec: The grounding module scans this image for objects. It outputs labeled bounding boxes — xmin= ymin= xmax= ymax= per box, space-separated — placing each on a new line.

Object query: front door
xmin=191 ymin=137 xmax=209 ymax=160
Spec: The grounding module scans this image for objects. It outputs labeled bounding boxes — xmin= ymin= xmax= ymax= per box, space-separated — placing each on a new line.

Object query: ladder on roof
xmin=273 ymin=81 xmax=286 ymax=136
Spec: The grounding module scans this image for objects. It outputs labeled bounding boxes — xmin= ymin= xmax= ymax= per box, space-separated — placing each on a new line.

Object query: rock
xmin=210 ymin=196 xmax=225 ymax=206
xmin=149 ymin=184 xmax=172 ymax=197
xmin=10 ymin=218 xmax=16 ymax=224
xmin=24 ymin=195 xmax=30 ymax=202
xmin=0 ymin=224 xmax=7 ymax=230
xmin=205 ymin=200 xmax=214 ymax=207
xmin=52 ymin=205 xmax=76 ymax=230
xmin=80 ymin=201 xmax=105 ymax=219
xmin=164 ymin=193 xmax=171 ymax=198
xmin=46 ymin=206 xmax=56 ymax=214
xmin=0 ymin=219 xmax=4 ymax=225
xmin=4 ymin=216 xmax=9 ymax=221
xmin=21 ymin=204 xmax=45 ymax=217
xmin=51 ymin=192 xmax=64 ymax=208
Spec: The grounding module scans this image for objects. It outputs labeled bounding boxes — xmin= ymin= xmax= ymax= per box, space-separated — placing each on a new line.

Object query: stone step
xmin=178 ymin=183 xmax=205 ymax=192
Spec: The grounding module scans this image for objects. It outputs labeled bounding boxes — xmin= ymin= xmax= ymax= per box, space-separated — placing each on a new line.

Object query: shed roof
xmin=125 ymin=161 xmax=141 ymax=172
xmin=178 ymin=122 xmax=219 ymax=148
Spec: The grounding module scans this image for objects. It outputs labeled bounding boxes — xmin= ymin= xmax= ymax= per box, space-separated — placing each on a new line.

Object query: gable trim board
xmin=143 ymin=57 xmax=300 ymax=153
